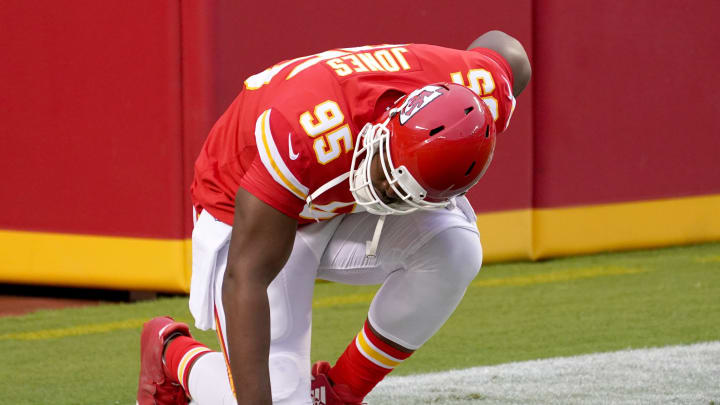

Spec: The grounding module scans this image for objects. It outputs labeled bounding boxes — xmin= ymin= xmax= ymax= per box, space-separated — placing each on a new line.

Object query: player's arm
xmin=221 ymin=186 xmax=298 ymax=404
xmin=467 ymin=30 xmax=531 ymax=97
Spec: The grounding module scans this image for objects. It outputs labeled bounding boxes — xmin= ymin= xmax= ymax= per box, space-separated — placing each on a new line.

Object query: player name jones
xmin=325 ymin=47 xmax=413 ymax=76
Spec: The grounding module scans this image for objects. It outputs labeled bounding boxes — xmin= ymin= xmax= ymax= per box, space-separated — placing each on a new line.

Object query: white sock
xmin=187 ymin=352 xmax=237 ymax=405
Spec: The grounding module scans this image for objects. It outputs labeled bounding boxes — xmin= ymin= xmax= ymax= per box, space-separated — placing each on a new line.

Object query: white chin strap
xmin=349 ymin=120 xmax=450 ymax=216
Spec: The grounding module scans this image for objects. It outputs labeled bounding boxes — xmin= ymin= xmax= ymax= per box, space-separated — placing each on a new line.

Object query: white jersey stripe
xmin=504 ymin=80 xmax=516 ymax=131
xmin=286 ymin=50 xmax=350 ymax=80
xmin=254 ymin=109 xmax=309 ymax=200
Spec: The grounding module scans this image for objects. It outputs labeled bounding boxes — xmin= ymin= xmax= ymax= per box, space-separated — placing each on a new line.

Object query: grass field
xmin=366 ymin=342 xmax=720 ymax=404
xmin=1 ymin=242 xmax=718 ymax=404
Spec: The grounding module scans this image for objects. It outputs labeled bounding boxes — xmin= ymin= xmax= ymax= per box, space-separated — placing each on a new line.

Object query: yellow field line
xmin=471 ymin=266 xmax=647 ymax=288
xmin=0 ymin=318 xmax=146 ymax=341
xmin=1 ymin=266 xmax=647 ymax=341
xmin=695 ymin=255 xmax=720 ymax=263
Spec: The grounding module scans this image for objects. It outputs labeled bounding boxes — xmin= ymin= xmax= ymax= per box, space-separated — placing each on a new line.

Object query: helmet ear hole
xmin=464 ymin=106 xmax=474 ymax=115
xmin=465 ymin=161 xmax=476 ymax=176
xmin=429 ymin=126 xmax=445 ymax=136
xmin=485 ymin=125 xmax=490 ymax=138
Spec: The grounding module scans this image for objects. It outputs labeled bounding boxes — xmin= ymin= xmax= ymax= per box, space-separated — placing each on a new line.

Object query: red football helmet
xmin=350 ymin=82 xmax=496 ymax=215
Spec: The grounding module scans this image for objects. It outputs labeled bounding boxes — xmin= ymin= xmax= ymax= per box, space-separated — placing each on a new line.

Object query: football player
xmin=137 ymin=30 xmax=530 ymax=405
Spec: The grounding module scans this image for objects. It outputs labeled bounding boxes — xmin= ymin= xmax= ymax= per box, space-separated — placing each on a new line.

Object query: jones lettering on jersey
xmin=245 ymin=45 xmax=414 ymax=89
xmin=326 ymin=47 xmax=413 ymax=77
xmin=398 ymin=85 xmax=443 ymax=125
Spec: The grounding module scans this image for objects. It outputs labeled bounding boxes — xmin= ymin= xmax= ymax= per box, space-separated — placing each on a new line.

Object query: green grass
xmin=1 ymin=242 xmax=718 ymax=404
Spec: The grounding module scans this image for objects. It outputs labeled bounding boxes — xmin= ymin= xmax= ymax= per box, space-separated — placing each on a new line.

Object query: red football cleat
xmin=137 ymin=316 xmax=191 ymax=405
xmin=311 ymin=361 xmax=365 ymax=405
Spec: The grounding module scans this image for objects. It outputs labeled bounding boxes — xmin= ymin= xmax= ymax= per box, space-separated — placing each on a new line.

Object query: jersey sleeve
xmin=468 ymin=47 xmax=515 ymax=90
xmin=465 ymin=47 xmax=517 ymax=132
xmin=237 ymin=108 xmax=312 ymax=219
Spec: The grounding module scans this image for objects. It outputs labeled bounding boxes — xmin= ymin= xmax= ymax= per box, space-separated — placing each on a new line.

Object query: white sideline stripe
xmin=366 ymin=341 xmax=720 ymax=405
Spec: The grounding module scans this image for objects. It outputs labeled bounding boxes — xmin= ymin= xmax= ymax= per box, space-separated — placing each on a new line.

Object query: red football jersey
xmin=191 ymin=44 xmax=515 ymax=225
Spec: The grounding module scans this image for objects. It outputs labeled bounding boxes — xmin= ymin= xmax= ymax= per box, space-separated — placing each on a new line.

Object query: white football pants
xmin=187 ymin=197 xmax=483 ymax=404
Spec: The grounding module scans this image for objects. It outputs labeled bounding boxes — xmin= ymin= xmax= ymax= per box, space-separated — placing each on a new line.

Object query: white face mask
xmin=349 ymin=121 xmax=449 ymax=215
xmin=349 ymin=121 xmax=408 ymax=215
xmin=350 ymin=156 xmax=388 ymax=215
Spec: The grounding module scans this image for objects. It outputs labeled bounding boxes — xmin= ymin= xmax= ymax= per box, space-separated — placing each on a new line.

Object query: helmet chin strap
xmin=365 ymin=214 xmax=386 ymax=257
xmin=304 ymin=171 xmax=351 ymax=222
xmin=304 ymin=170 xmax=385 ymax=258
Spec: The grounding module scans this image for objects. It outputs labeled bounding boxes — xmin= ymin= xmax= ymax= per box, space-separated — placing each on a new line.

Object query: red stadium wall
xmin=533 ymin=1 xmax=720 ymax=207
xmin=1 ymin=1 xmax=718 ymax=292
xmin=0 ymin=1 xmax=190 ymax=291
xmin=528 ymin=0 xmax=720 ymax=258
xmin=1 ymin=1 xmax=185 ymax=239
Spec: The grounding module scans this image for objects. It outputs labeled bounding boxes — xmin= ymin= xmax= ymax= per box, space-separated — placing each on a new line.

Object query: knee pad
xmin=431 ymin=227 xmax=483 ymax=288
xmin=269 ymin=352 xmax=306 ymax=402
xmin=367 ymin=228 xmax=483 ymax=349
xmin=453 ymin=236 xmax=483 ymax=286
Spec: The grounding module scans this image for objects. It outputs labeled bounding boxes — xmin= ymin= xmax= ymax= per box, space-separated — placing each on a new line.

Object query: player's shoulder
xmin=466 ymin=47 xmax=514 ymax=78
xmin=405 ymin=42 xmax=497 ymax=58
xmin=258 ymin=96 xmax=352 ymax=177
xmin=255 ymin=105 xmax=309 ymax=164
xmin=406 ymin=43 xmax=511 ymax=76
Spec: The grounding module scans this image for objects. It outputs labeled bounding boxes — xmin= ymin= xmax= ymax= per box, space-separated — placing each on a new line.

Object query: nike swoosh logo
xmin=288 ymin=133 xmax=300 ymax=160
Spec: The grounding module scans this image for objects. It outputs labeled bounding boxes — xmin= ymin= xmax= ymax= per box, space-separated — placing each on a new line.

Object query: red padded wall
xmin=6 ymin=0 xmax=716 ymax=243
xmin=532 ymin=0 xmax=720 ymax=208
xmin=0 ymin=1 xmax=184 ymax=238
